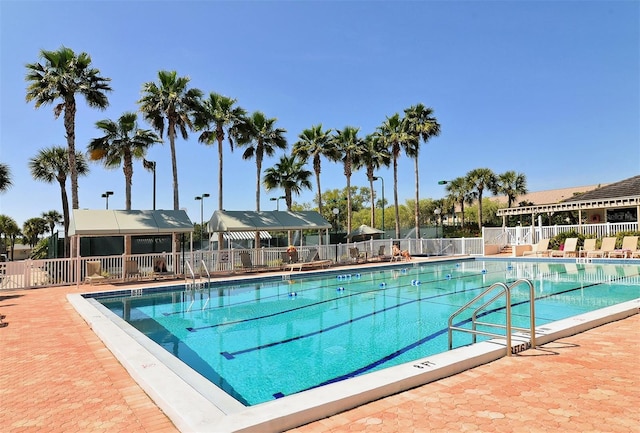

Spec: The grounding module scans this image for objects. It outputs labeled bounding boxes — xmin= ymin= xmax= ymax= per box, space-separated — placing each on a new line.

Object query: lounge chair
xmin=284 ymin=248 xmax=332 ymax=271
xmin=239 ymin=251 xmax=267 ymax=272
xmin=349 ymin=247 xmax=366 ymax=263
xmin=522 ymin=239 xmax=551 ymax=257
xmin=85 ymin=260 xmax=105 ymax=284
xmin=125 ymin=260 xmax=140 ymax=280
xmin=579 ymin=238 xmax=597 ymax=257
xmin=152 ymin=257 xmax=175 ymax=279
xmin=281 ymin=250 xmax=299 ymax=265
xmin=587 ymin=237 xmax=617 ymax=258
xmin=608 ymin=236 xmax=639 ymax=258
xmin=375 ymin=245 xmax=389 ymax=261
xmin=550 ymin=238 xmax=579 ymax=257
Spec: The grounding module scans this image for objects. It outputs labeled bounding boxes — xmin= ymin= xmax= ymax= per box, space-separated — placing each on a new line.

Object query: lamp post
xmin=270 ymin=195 xmax=286 ymax=211
xmin=372 ymin=176 xmax=385 ymax=238
xmin=195 ymin=193 xmax=210 ymax=247
xmin=143 ymin=159 xmax=157 ymax=210
xmin=434 ymin=208 xmax=441 ymax=255
xmin=101 ymin=191 xmax=114 ymax=209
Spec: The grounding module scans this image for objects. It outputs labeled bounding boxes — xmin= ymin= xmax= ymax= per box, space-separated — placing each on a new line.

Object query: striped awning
xmin=222 ymin=231 xmax=272 ymax=241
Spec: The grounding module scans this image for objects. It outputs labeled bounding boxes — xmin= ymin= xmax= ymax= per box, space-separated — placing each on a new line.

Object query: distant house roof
xmin=69 ymin=210 xmax=193 ymax=236
xmin=493 ymin=184 xmax=606 ymax=206
xmin=496 ymin=176 xmax=640 ymax=217
xmin=563 ymin=175 xmax=640 ymax=202
xmin=207 ymin=210 xmax=332 ymax=232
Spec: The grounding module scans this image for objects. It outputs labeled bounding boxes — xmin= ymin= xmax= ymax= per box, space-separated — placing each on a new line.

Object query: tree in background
xmin=404 ymin=104 xmax=441 ymax=239
xmin=26 ymin=46 xmax=111 ymax=210
xmin=88 ymin=112 xmax=161 ymax=210
xmin=41 ymin=210 xmax=63 ymax=236
xmin=0 ymin=215 xmax=20 ymax=260
xmin=330 ymin=126 xmax=364 ymax=236
xmin=376 ymin=113 xmax=414 ymax=238
xmin=138 ymin=70 xmax=202 ymax=210
xmin=354 ymin=133 xmax=391 ymax=229
xmin=238 ymin=111 xmax=288 ymax=211
xmin=466 ymin=168 xmax=497 ymax=231
xmin=493 ymin=170 xmax=528 ymax=208
xmin=22 ymin=217 xmax=47 ymax=247
xmin=445 ymin=176 xmax=473 ymax=229
xmin=0 ymin=163 xmax=12 ymax=193
xmin=293 ymin=124 xmax=337 ymax=218
xmin=29 ymin=146 xmax=89 ymax=257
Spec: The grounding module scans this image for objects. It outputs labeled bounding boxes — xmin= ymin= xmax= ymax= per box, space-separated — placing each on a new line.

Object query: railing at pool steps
xmin=447 ymin=278 xmax=536 ymax=357
xmin=184 ymin=260 xmax=211 ymax=311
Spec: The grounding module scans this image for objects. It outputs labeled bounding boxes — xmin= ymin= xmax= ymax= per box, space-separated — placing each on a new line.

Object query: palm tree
xmin=25 ymin=46 xmax=111 ymax=209
xmin=354 ymin=133 xmax=391 ymax=228
xmin=0 ymin=216 xmax=20 ymax=261
xmin=376 ymin=114 xmax=415 ymax=238
xmin=237 ymin=111 xmax=288 ymax=211
xmin=263 ymin=154 xmax=312 ymax=210
xmin=493 ymin=170 xmax=528 ymax=208
xmin=404 ymin=104 xmax=441 ymax=239
xmin=292 ymin=124 xmax=336 ymax=216
xmin=138 ymin=70 xmax=202 ymax=210
xmin=29 ymin=146 xmax=89 ymax=257
xmin=263 ymin=154 xmax=312 ymax=245
xmin=466 ymin=168 xmax=497 ymax=230
xmin=444 ymin=176 xmax=472 ymax=229
xmin=194 ymin=92 xmax=246 ymax=212
xmin=330 ymin=126 xmax=365 ymax=236
xmin=23 ymin=217 xmax=47 ymax=248
xmin=88 ymin=112 xmax=161 ymax=210
xmin=41 ymin=210 xmax=63 ymax=235
xmin=0 ymin=163 xmax=12 ymax=192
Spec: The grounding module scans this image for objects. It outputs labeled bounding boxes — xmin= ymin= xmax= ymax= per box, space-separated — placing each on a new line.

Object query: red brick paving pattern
xmin=0 ymin=282 xmax=638 ymax=433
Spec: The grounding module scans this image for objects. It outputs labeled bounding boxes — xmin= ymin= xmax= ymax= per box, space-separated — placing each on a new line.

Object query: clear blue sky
xmin=1 ymin=0 xmax=639 ymax=229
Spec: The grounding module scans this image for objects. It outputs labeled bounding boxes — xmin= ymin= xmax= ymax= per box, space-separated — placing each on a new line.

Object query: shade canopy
xmin=207 ymin=210 xmax=331 ymax=232
xmin=347 ymin=224 xmax=384 ymax=241
xmin=69 ymin=210 xmax=194 ymax=236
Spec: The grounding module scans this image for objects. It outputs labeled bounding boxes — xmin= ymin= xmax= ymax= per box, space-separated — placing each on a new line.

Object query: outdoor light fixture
xmin=101 ymin=191 xmax=114 ymax=209
xmin=372 ymin=176 xmax=385 ymax=237
xmin=195 ymin=193 xmax=210 ymax=247
xmin=270 ymin=195 xmax=286 ymax=211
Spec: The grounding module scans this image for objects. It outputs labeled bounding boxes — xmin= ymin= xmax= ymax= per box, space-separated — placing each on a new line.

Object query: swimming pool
xmin=87 ymin=258 xmax=639 ymax=410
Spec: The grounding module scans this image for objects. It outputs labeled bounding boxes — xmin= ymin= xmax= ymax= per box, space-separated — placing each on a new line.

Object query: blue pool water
xmin=96 ymin=259 xmax=640 ymax=406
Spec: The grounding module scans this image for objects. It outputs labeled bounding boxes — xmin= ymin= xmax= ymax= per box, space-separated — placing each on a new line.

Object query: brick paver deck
xmin=1 ymin=280 xmax=638 ymax=432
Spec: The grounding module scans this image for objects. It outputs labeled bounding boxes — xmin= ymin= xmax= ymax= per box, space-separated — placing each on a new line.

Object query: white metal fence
xmin=2 ymin=222 xmax=637 ymax=291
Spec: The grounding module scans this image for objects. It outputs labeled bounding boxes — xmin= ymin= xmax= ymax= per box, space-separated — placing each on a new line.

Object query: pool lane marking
xmin=188 ymin=270 xmax=500 ymax=333
xmin=218 ymin=277 xmax=508 ymax=359
xmin=164 ymin=264 xmax=487 ymax=317
xmin=279 ymin=278 xmax=621 ymax=398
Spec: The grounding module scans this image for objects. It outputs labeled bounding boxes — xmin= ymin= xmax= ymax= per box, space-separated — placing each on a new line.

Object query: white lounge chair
xmin=550 ymin=238 xmax=578 ymax=257
xmin=587 ymin=237 xmax=616 ymax=258
xmin=608 ymin=236 xmax=639 ymax=258
xmin=522 ymin=239 xmax=551 ymax=257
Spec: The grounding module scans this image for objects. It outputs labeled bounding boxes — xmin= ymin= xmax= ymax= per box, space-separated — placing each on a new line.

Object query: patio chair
xmin=239 ymin=252 xmax=267 ymax=272
xmin=550 ymin=238 xmax=579 ymax=257
xmin=579 ymin=238 xmax=597 ymax=257
xmin=125 ymin=260 xmax=140 ymax=280
xmin=285 ymin=248 xmax=333 ymax=271
xmin=85 ymin=260 xmax=105 ymax=284
xmin=281 ymin=250 xmax=299 ymax=265
xmin=152 ymin=257 xmax=174 ymax=280
xmin=608 ymin=236 xmax=639 ymax=258
xmin=349 ymin=247 xmax=366 ymax=263
xmin=587 ymin=237 xmax=617 ymax=258
xmin=522 ymin=238 xmax=551 ymax=257
xmin=375 ymin=245 xmax=389 ymax=261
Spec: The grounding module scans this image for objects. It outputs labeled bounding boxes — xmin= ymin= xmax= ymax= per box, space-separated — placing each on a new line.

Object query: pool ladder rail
xmin=447 ymin=278 xmax=536 ymax=357
xmin=184 ymin=260 xmax=212 ymax=312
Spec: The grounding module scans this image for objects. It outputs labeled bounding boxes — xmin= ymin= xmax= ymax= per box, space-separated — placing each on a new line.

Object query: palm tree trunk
xmin=254 ymin=153 xmax=262 ymax=249
xmin=393 ymin=155 xmax=400 ymax=239
xmin=168 ymin=126 xmax=180 ymax=210
xmin=477 ymin=190 xmax=483 ymax=230
xmin=124 ymin=154 xmax=133 ymax=210
xmin=64 ymin=97 xmax=79 ymax=210
xmin=58 ymin=178 xmax=70 ymax=257
xmin=315 ymin=167 xmax=323 ymax=245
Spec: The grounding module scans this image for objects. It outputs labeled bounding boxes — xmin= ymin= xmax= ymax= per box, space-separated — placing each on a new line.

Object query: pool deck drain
xmin=0 ymin=260 xmax=638 ymax=432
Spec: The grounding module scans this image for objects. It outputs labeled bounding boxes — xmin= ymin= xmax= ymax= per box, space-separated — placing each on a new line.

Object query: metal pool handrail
xmin=447 ymin=278 xmax=536 ymax=356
